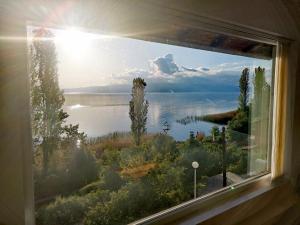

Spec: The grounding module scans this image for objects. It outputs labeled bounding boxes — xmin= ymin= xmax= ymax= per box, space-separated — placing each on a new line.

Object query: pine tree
xmin=30 ymin=28 xmax=67 ymax=175
xmin=129 ymin=78 xmax=149 ymax=146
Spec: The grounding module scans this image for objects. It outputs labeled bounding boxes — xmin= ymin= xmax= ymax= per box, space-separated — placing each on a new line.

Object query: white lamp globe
xmin=192 ymin=161 xmax=199 ymax=169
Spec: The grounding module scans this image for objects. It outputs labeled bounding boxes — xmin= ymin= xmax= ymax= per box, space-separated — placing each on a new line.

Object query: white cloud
xmin=99 ymin=55 xmax=273 ymax=87
xmin=150 ymin=54 xmax=179 ymax=75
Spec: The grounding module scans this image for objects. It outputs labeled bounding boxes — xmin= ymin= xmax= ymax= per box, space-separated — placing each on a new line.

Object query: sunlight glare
xmin=70 ymin=104 xmax=84 ymax=110
xmin=54 ymin=28 xmax=115 ymax=60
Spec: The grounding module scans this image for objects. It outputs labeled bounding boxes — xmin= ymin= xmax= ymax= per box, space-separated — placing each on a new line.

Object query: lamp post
xmin=221 ymin=127 xmax=227 ymax=187
xmin=192 ymin=161 xmax=199 ymax=199
xmin=76 ymin=139 xmax=81 ymax=149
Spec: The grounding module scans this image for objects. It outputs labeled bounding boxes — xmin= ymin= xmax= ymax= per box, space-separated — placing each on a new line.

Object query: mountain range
xmin=63 ymin=74 xmax=240 ymax=93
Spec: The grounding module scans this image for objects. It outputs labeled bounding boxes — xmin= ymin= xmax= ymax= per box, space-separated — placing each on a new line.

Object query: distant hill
xmin=64 ymin=74 xmax=240 ymax=93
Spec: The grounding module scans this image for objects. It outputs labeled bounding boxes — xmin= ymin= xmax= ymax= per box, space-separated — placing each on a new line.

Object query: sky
xmin=28 ymin=27 xmax=273 ymax=89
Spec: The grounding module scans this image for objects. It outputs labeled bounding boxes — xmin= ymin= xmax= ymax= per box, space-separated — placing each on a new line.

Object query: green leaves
xmin=239 ymin=68 xmax=249 ymax=112
xmin=30 ymin=28 xmax=86 ymax=175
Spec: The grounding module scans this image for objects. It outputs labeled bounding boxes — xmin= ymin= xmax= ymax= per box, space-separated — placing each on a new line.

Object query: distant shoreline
xmin=177 ymin=110 xmax=237 ymax=126
xmin=63 ymin=91 xmax=239 ymax=95
xmin=200 ymin=110 xmax=237 ymax=125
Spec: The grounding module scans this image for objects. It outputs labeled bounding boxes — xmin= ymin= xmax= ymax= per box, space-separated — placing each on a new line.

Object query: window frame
xmin=126 ymin=17 xmax=291 ymax=225
xmin=26 ymin=14 xmax=291 ymax=225
xmin=127 ymin=18 xmax=289 ymax=225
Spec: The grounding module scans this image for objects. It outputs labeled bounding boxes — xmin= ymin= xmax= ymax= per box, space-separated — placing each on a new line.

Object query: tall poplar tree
xmin=129 ymin=78 xmax=149 ymax=146
xmin=239 ymin=68 xmax=249 ymax=112
xmin=30 ymin=28 xmax=67 ymax=175
xmin=252 ymin=67 xmax=270 ymax=147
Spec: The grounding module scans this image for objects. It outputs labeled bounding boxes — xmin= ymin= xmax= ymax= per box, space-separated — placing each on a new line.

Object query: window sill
xmin=131 ymin=174 xmax=297 ymax=225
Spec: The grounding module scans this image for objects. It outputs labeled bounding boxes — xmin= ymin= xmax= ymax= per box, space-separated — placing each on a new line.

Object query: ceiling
xmin=283 ymin=0 xmax=300 ymax=35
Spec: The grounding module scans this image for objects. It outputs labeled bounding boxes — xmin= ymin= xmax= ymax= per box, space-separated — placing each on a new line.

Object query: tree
xmin=62 ymin=124 xmax=87 ymax=149
xmin=253 ymin=67 xmax=270 ymax=118
xmin=129 ymin=78 xmax=149 ymax=146
xmin=239 ymin=68 xmax=249 ymax=112
xmin=211 ymin=126 xmax=220 ymax=142
xmin=227 ymin=68 xmax=250 ymax=143
xmin=251 ymin=67 xmax=271 ymax=170
xmin=68 ymin=149 xmax=98 ymax=189
xmin=189 ymin=131 xmax=196 ymax=145
xmin=30 ymin=28 xmax=66 ymax=175
xmin=30 ymin=28 xmax=84 ymax=175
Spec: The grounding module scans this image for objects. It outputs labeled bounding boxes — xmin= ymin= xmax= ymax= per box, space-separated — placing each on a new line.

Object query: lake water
xmin=63 ymin=92 xmax=238 ymax=141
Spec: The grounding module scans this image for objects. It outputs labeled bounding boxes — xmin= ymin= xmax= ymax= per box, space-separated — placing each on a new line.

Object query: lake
xmin=63 ymin=92 xmax=238 ymax=141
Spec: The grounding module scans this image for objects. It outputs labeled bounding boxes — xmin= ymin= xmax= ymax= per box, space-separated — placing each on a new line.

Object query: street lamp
xmin=76 ymin=139 xmax=81 ymax=149
xmin=192 ymin=161 xmax=199 ymax=199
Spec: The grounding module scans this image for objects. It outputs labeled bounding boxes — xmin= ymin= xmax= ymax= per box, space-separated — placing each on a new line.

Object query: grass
xmin=121 ymin=163 xmax=156 ymax=179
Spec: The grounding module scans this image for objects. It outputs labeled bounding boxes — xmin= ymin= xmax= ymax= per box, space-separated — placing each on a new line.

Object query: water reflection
xmin=64 ymin=92 xmax=238 ymax=140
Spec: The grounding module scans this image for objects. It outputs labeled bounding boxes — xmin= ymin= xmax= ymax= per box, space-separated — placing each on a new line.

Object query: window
xmin=28 ymin=25 xmax=275 ymax=225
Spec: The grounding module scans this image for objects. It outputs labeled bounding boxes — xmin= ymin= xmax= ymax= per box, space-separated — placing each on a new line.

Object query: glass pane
xmin=27 ymin=26 xmax=274 ymax=225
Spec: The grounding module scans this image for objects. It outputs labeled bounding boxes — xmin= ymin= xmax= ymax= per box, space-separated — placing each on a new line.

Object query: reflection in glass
xmin=28 ymin=27 xmax=274 ymax=225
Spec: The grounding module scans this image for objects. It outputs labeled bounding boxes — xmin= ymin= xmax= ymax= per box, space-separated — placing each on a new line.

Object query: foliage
xmin=30 ymin=28 xmax=66 ymax=175
xmin=119 ymin=147 xmax=147 ymax=168
xmin=129 ymin=78 xmax=149 ymax=145
xmin=62 ymin=124 xmax=86 ymax=147
xmin=33 ymin=63 xmax=259 ymax=225
xmin=68 ymin=149 xmax=98 ymax=190
xmin=34 ymin=148 xmax=98 ymax=201
xmin=36 ymin=195 xmax=88 ymax=225
xmin=210 ymin=126 xmax=221 ymax=142
xmin=251 ymin=66 xmax=271 ymax=166
xmin=252 ymin=67 xmax=269 ymax=117
xmin=37 ymin=190 xmax=111 ymax=225
xmin=100 ymin=168 xmax=125 ymax=191
xmin=227 ymin=145 xmax=248 ymax=175
xmin=227 ymin=110 xmax=249 ymax=144
xmin=149 ymin=134 xmax=178 ymax=161
xmin=227 ymin=67 xmax=250 ymax=144
xmin=36 ymin=129 xmax=248 ymax=225
xmin=30 ymin=28 xmax=85 ymax=176
xmin=239 ymin=68 xmax=249 ymax=112
xmin=144 ymin=162 xmax=189 ymax=204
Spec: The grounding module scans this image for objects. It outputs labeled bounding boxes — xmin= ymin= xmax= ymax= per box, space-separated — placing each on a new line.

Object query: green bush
xmin=37 ymin=190 xmax=111 ymax=225
xmin=84 ymin=189 xmax=131 ymax=225
xmin=100 ymin=168 xmax=125 ymax=191
xmin=150 ymin=134 xmax=178 ymax=161
xmin=36 ymin=196 xmax=87 ymax=225
xmin=79 ymin=180 xmax=102 ymax=195
xmin=68 ymin=149 xmax=98 ymax=189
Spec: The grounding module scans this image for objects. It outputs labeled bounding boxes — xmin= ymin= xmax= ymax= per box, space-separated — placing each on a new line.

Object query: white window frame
xmin=25 ymin=13 xmax=291 ymax=225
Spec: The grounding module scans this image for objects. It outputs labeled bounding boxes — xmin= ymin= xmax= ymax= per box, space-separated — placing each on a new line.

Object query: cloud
xmin=182 ymin=66 xmax=198 ymax=72
xmin=150 ymin=54 xmax=179 ymax=75
xmin=201 ymin=67 xmax=210 ymax=72
xmin=107 ymin=54 xmax=272 ymax=87
xmin=122 ymin=68 xmax=152 ymax=79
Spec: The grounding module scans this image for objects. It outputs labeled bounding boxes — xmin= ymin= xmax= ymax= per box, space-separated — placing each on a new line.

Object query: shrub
xmin=36 ymin=196 xmax=87 ymax=225
xmin=37 ymin=190 xmax=111 ymax=225
xmin=84 ymin=189 xmax=131 ymax=225
xmin=68 ymin=149 xmax=98 ymax=189
xmin=150 ymin=134 xmax=177 ymax=161
xmin=119 ymin=147 xmax=146 ymax=168
xmin=79 ymin=180 xmax=102 ymax=195
xmin=101 ymin=168 xmax=125 ymax=191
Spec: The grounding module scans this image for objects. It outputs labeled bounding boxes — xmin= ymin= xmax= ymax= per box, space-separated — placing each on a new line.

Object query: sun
xmin=54 ymin=28 xmax=116 ymax=61
xmin=54 ymin=29 xmax=93 ymax=57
